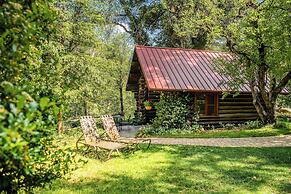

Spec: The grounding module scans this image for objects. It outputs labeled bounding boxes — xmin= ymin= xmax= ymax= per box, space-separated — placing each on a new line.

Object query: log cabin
xmin=126 ymin=45 xmax=265 ymax=125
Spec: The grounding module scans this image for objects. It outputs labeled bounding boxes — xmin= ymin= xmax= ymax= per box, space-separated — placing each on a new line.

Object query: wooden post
xmin=137 ymin=76 xmax=146 ymax=123
xmin=119 ymin=73 xmax=124 ymax=115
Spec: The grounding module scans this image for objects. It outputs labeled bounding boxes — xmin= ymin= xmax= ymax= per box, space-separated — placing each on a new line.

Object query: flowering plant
xmin=143 ymin=99 xmax=152 ymax=107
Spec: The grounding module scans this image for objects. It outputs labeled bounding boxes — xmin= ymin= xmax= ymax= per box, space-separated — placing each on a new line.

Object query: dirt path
xmin=137 ymin=135 xmax=291 ymax=147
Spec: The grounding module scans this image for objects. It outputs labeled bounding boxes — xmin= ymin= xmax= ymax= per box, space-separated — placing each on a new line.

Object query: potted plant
xmin=143 ymin=99 xmax=152 ymax=110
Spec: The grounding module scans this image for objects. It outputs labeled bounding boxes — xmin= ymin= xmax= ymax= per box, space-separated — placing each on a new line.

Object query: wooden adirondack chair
xmin=100 ymin=115 xmax=151 ymax=149
xmin=76 ymin=116 xmax=127 ymax=160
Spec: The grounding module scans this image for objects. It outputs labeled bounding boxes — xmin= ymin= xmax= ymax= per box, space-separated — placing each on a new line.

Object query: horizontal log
xmin=219 ymin=109 xmax=257 ymax=114
xmin=219 ymin=93 xmax=252 ymax=97
xmin=199 ymin=116 xmax=258 ymax=122
xmin=148 ymin=91 xmax=160 ymax=94
xmin=219 ymin=102 xmax=253 ymax=105
xmin=220 ymin=98 xmax=253 ymax=102
xmin=219 ymin=96 xmax=253 ymax=100
xmin=144 ymin=109 xmax=157 ymax=113
xmin=219 ymin=106 xmax=255 ymax=110
xmin=218 ymin=113 xmax=258 ymax=118
xmin=148 ymin=95 xmax=160 ymax=98
xmin=198 ymin=120 xmax=255 ymax=125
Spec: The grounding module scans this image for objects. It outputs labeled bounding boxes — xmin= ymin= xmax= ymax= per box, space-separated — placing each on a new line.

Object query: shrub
xmin=152 ymin=92 xmax=198 ymax=130
xmin=274 ymin=120 xmax=290 ymax=129
xmin=0 ymin=82 xmax=76 ymax=193
xmin=218 ymin=123 xmax=237 ymax=130
xmin=243 ymin=120 xmax=262 ymax=130
xmin=136 ymin=125 xmax=200 ymax=137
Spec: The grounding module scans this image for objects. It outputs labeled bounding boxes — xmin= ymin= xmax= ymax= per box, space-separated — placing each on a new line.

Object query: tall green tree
xmin=50 ymin=0 xmax=135 ymax=121
xmin=219 ymin=0 xmax=290 ymax=124
xmin=105 ymin=0 xmax=162 ymax=45
xmin=0 ymin=1 xmax=75 ymax=193
xmin=179 ymin=0 xmax=291 ymax=124
xmin=54 ymin=0 xmax=104 ymax=116
xmin=102 ymin=32 xmax=135 ymax=116
xmin=157 ymin=0 xmax=214 ymax=49
xmin=0 ymin=0 xmax=55 ymax=84
xmin=105 ymin=0 xmax=216 ymax=49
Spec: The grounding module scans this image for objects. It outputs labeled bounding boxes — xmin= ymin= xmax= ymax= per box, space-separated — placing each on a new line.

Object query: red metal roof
xmin=130 ymin=45 xmax=289 ymax=94
xmin=135 ymin=45 xmax=251 ymax=92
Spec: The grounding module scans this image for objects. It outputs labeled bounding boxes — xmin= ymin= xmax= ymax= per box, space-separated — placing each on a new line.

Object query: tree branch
xmin=113 ymin=21 xmax=132 ymax=33
xmin=273 ymin=71 xmax=291 ymax=95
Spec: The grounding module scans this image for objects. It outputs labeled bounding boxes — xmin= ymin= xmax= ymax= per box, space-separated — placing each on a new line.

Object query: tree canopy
xmin=1 ymin=0 xmax=290 ymax=192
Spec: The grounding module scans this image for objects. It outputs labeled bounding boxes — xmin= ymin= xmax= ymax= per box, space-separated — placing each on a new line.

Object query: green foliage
xmin=143 ymin=100 xmax=152 ymax=107
xmin=274 ymin=119 xmax=290 ymax=130
xmin=243 ymin=120 xmax=262 ymax=130
xmin=0 ymin=0 xmax=80 ymax=192
xmin=277 ymin=94 xmax=291 ymax=109
xmin=105 ymin=0 xmax=161 ymax=44
xmin=176 ymin=0 xmax=291 ymax=124
xmin=136 ymin=125 xmax=201 ymax=137
xmin=218 ymin=123 xmax=237 ymax=130
xmin=0 ymin=0 xmax=56 ymax=83
xmin=152 ymin=92 xmax=198 ymax=130
xmin=159 ymin=0 xmax=216 ymax=49
xmin=276 ymin=110 xmax=291 ymax=121
xmin=107 ymin=0 xmax=213 ymax=48
xmin=137 ymin=92 xmax=201 ymax=136
xmin=0 ymin=82 xmax=76 ymax=193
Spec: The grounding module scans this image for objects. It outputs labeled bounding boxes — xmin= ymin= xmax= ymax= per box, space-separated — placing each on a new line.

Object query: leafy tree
xmin=0 ymin=82 xmax=75 ymax=193
xmin=157 ymin=0 xmax=213 ymax=49
xmin=0 ymin=1 xmax=75 ymax=193
xmin=0 ymin=0 xmax=56 ymax=83
xmin=47 ymin=0 xmax=136 ymax=122
xmin=105 ymin=0 xmax=215 ymax=49
xmin=101 ymin=33 xmax=134 ymax=116
xmin=217 ymin=0 xmax=290 ymax=124
xmin=104 ymin=0 xmax=162 ymax=45
xmin=178 ymin=0 xmax=290 ymax=124
xmin=45 ymin=0 xmax=107 ymax=125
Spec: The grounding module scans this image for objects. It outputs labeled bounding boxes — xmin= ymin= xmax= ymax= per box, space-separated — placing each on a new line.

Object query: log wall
xmin=133 ymin=88 xmax=259 ymax=125
xmin=135 ymin=76 xmax=146 ymax=123
xmin=199 ymin=93 xmax=259 ymax=125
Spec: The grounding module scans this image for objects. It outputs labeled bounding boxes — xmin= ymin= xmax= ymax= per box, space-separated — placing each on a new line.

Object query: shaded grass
xmin=151 ymin=121 xmax=291 ymax=138
xmin=36 ymin=135 xmax=291 ymax=194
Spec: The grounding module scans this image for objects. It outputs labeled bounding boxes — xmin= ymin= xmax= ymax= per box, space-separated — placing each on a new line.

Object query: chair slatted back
xmin=80 ymin=116 xmax=100 ymax=143
xmin=101 ymin=115 xmax=120 ymax=140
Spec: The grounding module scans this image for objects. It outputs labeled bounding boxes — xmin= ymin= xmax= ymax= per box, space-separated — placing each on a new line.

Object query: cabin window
xmin=196 ymin=94 xmax=218 ymax=116
xmin=196 ymin=94 xmax=206 ymax=115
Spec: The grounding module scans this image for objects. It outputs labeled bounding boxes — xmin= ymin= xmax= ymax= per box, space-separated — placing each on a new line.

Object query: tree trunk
xmin=84 ymin=101 xmax=88 ymax=115
xmin=57 ymin=110 xmax=63 ymax=133
xmin=119 ymin=76 xmax=124 ymax=116
xmin=119 ymin=75 xmax=124 ymax=115
xmin=251 ymin=95 xmax=276 ymax=124
xmin=264 ymin=104 xmax=276 ymax=124
xmin=250 ymin=80 xmax=276 ymax=124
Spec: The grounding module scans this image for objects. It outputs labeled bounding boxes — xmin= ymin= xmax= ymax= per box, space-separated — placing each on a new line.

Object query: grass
xmin=150 ymin=120 xmax=291 ymax=138
xmin=36 ymin=143 xmax=291 ymax=194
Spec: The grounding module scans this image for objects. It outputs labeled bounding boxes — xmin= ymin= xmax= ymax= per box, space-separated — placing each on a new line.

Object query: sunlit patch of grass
xmin=36 ymin=139 xmax=291 ymax=194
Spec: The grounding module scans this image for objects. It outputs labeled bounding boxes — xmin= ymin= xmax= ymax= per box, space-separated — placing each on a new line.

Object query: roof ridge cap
xmin=135 ymin=45 xmax=231 ymax=54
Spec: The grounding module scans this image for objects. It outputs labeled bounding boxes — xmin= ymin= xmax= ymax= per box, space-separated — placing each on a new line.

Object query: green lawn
xmin=37 ymin=144 xmax=291 ymax=194
xmin=150 ymin=121 xmax=291 ymax=138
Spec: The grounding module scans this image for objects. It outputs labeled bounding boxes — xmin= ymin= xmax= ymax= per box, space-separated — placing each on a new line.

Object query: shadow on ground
xmin=40 ymin=145 xmax=291 ymax=194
